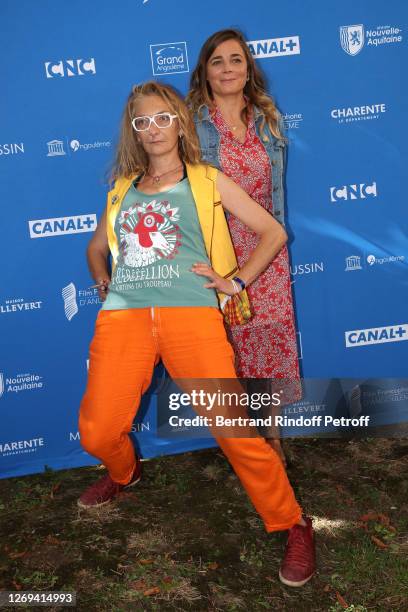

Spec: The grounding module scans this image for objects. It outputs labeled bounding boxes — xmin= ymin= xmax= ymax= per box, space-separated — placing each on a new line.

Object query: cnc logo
xmin=28 ymin=214 xmax=97 ymax=238
xmin=330 ymin=182 xmax=377 ymax=203
xmin=247 ymin=36 xmax=300 ymax=58
xmin=345 ymin=324 xmax=408 ymax=348
xmin=150 ymin=42 xmax=189 ymax=75
xmin=45 ymin=58 xmax=96 ymax=78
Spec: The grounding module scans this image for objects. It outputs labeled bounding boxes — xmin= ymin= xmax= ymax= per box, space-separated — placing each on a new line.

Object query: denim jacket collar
xmin=198 ymin=103 xmax=264 ymax=123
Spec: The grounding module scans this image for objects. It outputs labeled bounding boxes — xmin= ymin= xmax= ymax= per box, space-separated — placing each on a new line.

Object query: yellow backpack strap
xmin=205 ymin=164 xmax=221 ymax=205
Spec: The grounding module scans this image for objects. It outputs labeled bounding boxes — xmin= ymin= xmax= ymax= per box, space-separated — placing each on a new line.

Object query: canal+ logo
xmin=247 ymin=35 xmax=301 ymax=59
xmin=28 ymin=214 xmax=97 ymax=239
xmin=150 ymin=41 xmax=189 ymax=76
xmin=345 ymin=324 xmax=408 ymax=348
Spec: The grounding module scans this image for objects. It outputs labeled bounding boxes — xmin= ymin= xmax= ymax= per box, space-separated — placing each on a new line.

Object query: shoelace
xmin=283 ymin=527 xmax=311 ymax=569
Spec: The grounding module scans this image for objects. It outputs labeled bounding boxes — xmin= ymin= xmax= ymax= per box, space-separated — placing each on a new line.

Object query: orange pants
xmin=79 ymin=307 xmax=302 ymax=532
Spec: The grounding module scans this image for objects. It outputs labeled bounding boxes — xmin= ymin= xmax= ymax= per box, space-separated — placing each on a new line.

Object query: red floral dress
xmin=212 ymin=107 xmax=300 ymax=398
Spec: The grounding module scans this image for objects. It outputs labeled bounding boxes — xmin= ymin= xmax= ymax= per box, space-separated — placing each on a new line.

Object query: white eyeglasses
xmin=131 ymin=112 xmax=178 ymax=132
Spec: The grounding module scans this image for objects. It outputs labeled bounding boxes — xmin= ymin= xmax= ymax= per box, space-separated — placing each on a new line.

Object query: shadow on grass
xmin=0 ymin=438 xmax=407 ymax=611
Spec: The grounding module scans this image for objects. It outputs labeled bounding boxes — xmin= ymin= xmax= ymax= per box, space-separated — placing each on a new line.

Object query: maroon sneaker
xmin=77 ymin=458 xmax=142 ymax=509
xmin=279 ymin=517 xmax=316 ymax=587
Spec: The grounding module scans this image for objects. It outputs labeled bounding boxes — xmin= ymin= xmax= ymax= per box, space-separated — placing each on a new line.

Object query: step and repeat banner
xmin=1 ymin=0 xmax=407 ymax=478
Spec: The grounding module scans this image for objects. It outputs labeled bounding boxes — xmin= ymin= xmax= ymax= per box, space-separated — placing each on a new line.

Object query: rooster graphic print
xmin=117 ymin=198 xmax=181 ymax=267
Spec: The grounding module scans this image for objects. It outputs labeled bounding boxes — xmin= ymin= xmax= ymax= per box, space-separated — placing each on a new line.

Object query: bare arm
xmin=192 ymin=171 xmax=287 ymax=294
xmin=87 ymin=209 xmax=111 ymax=301
xmin=216 ymin=171 xmax=287 ymax=285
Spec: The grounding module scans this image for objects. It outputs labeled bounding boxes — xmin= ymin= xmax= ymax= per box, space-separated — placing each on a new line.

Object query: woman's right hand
xmin=96 ymin=278 xmax=110 ymax=301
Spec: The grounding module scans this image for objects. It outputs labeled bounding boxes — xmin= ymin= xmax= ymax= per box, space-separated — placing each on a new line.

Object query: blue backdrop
xmin=1 ymin=0 xmax=407 ymax=478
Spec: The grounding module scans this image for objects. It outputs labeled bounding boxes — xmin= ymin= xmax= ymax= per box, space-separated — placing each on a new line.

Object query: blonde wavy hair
xmin=112 ymin=81 xmax=201 ymax=179
xmin=186 ymin=29 xmax=284 ymax=141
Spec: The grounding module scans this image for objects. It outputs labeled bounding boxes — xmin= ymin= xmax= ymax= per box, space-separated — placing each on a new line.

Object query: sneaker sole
xmin=278 ymin=570 xmax=314 ymax=587
xmin=77 ymin=497 xmax=114 ymax=509
xmin=77 ymin=471 xmax=141 ymax=509
xmin=124 ymin=473 xmax=141 ymax=489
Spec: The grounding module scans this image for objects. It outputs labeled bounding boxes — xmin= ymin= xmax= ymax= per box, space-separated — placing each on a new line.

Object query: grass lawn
xmin=0 ymin=438 xmax=407 ymax=611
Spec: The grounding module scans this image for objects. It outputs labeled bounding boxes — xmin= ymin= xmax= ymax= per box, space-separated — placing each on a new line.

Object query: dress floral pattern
xmin=212 ymin=107 xmax=300 ymax=399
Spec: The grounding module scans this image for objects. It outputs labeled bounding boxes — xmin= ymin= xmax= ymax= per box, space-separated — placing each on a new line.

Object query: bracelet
xmin=232 ymin=276 xmax=246 ymax=291
xmin=230 ymin=279 xmax=240 ymax=294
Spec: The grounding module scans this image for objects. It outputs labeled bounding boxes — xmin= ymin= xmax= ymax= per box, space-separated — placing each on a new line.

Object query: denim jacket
xmin=193 ymin=105 xmax=287 ymax=226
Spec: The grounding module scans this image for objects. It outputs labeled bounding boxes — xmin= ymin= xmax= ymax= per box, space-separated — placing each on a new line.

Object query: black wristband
xmin=232 ymin=276 xmax=246 ymax=291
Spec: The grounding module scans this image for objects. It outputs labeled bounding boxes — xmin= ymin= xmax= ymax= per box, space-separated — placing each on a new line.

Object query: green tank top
xmin=102 ymin=177 xmax=218 ymax=310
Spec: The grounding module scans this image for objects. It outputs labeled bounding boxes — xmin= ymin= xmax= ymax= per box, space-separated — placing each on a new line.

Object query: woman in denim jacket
xmin=187 ymin=29 xmax=301 ymax=466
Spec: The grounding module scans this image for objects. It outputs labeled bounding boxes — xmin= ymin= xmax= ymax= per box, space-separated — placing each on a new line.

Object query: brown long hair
xmin=112 ymin=81 xmax=201 ymax=179
xmin=186 ymin=29 xmax=283 ymax=140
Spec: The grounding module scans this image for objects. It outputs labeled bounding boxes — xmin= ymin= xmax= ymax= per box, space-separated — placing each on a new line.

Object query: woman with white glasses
xmin=77 ymin=81 xmax=315 ymax=588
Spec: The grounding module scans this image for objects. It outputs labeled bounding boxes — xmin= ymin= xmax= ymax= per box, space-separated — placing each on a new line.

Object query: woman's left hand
xmin=191 ymin=262 xmax=236 ymax=295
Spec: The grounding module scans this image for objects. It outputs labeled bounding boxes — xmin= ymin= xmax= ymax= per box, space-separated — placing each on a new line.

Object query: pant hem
xmin=264 ymin=510 xmax=303 ymax=533
xmin=112 ymin=462 xmax=137 ymax=486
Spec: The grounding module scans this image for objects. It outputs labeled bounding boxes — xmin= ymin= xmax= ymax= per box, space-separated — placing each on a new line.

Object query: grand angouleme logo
xmin=28 ymin=214 xmax=97 ymax=238
xmin=61 ymin=282 xmax=101 ymax=321
xmin=150 ymin=42 xmax=189 ymax=75
xmin=345 ymin=324 xmax=408 ymax=348
xmin=0 ymin=371 xmax=45 ymax=399
xmin=247 ymin=35 xmax=300 ymax=59
xmin=340 ymin=24 xmax=403 ymax=55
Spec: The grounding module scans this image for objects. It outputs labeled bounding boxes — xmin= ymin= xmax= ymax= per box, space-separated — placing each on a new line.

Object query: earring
xmin=179 ymin=134 xmax=185 ymax=151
